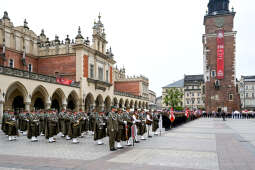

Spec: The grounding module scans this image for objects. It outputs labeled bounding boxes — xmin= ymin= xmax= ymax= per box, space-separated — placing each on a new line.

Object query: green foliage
xmin=163 ymin=88 xmax=183 ymax=110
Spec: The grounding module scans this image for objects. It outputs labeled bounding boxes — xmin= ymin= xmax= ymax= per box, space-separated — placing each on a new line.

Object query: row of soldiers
xmin=1 ymin=106 xmax=161 ymax=151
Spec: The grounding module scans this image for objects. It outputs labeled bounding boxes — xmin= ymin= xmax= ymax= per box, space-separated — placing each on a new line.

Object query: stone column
xmin=25 ymin=102 xmax=31 ymax=112
xmin=46 ymin=102 xmax=51 ymax=110
xmin=62 ymin=104 xmax=67 ymax=110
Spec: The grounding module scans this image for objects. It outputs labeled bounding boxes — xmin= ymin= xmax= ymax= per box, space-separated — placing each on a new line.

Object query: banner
xmin=56 ymin=77 xmax=74 ymax=85
xmin=216 ymin=29 xmax=224 ymax=80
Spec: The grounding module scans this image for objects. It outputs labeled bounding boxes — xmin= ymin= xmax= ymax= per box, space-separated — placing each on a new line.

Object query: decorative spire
xmin=40 ymin=29 xmax=45 ymax=37
xmin=3 ymin=11 xmax=10 ymax=20
xmin=65 ymin=35 xmax=70 ymax=44
xmin=98 ymin=12 xmax=101 ymax=21
xmin=55 ymin=35 xmax=60 ymax=44
xmin=24 ymin=19 xmax=29 ymax=29
xmin=84 ymin=37 xmax=90 ymax=46
xmin=75 ymin=26 xmax=84 ymax=39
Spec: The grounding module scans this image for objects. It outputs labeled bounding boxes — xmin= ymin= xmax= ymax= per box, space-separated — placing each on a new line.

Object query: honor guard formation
xmin=1 ymin=107 xmax=199 ymax=151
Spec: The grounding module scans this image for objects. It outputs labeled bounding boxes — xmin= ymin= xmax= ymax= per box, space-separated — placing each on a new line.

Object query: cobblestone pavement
xmin=0 ymin=118 xmax=255 ymax=170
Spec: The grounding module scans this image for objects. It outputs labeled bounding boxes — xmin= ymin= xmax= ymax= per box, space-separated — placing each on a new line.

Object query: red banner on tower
xmin=216 ymin=29 xmax=224 ymax=80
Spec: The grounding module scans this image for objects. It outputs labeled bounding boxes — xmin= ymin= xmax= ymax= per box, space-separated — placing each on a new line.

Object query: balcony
xmin=0 ymin=66 xmax=80 ymax=88
xmin=87 ymin=78 xmax=112 ymax=91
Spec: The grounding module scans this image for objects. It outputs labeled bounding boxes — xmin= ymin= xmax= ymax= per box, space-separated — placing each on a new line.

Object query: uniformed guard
xmin=89 ymin=110 xmax=96 ymax=135
xmin=67 ymin=112 xmax=82 ymax=144
xmin=39 ymin=110 xmax=46 ymax=136
xmin=5 ymin=111 xmax=19 ymax=141
xmin=18 ymin=111 xmax=29 ymax=135
xmin=122 ymin=107 xmax=133 ymax=146
xmin=65 ymin=111 xmax=72 ymax=140
xmin=146 ymin=110 xmax=153 ymax=138
xmin=152 ymin=110 xmax=159 ymax=135
xmin=107 ymin=106 xmax=118 ymax=151
xmin=116 ymin=109 xmax=126 ymax=149
xmin=45 ymin=110 xmax=59 ymax=143
xmin=132 ymin=109 xmax=141 ymax=143
xmin=1 ymin=110 xmax=8 ymax=135
xmin=78 ymin=109 xmax=86 ymax=137
xmin=94 ymin=111 xmax=107 ymax=145
xmin=27 ymin=111 xmax=40 ymax=142
xmin=58 ymin=109 xmax=67 ymax=137
xmin=138 ymin=110 xmax=147 ymax=140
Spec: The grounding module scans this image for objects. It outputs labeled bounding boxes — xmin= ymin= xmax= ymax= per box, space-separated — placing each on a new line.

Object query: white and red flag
xmin=170 ymin=107 xmax=175 ymax=122
xmin=185 ymin=108 xmax=190 ymax=119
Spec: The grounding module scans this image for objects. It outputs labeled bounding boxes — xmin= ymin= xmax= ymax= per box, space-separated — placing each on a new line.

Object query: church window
xmin=9 ymin=59 xmax=14 ymax=68
xmin=228 ymin=94 xmax=233 ymax=101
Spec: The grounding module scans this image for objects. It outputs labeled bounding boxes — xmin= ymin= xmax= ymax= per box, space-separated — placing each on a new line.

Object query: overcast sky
xmin=1 ymin=0 xmax=254 ymax=96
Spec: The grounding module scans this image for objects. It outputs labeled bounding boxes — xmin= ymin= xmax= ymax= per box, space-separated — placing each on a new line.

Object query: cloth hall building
xmin=0 ymin=12 xmax=149 ymax=119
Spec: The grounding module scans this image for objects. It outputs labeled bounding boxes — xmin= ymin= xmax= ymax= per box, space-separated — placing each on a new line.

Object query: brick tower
xmin=203 ymin=0 xmax=240 ymax=113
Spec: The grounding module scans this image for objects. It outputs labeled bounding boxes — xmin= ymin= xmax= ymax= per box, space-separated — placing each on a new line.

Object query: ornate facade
xmin=0 ymin=12 xmax=149 ymax=119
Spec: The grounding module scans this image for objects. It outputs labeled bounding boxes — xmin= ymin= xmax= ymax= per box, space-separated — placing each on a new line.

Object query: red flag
xmin=56 ymin=77 xmax=74 ymax=85
xmin=170 ymin=107 xmax=175 ymax=122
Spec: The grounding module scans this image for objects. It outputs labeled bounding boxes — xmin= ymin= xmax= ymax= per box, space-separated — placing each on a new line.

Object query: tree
xmin=163 ymin=88 xmax=183 ymax=110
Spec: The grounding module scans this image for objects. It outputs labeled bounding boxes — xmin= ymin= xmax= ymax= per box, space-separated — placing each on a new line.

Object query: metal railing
xmin=0 ymin=66 xmax=80 ymax=88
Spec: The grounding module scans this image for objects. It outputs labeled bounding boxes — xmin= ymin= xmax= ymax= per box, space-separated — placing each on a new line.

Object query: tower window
xmin=9 ymin=59 xmax=14 ymax=68
xmin=211 ymin=70 xmax=216 ymax=78
xmin=229 ymin=94 xmax=233 ymax=101
xmin=28 ymin=64 xmax=32 ymax=72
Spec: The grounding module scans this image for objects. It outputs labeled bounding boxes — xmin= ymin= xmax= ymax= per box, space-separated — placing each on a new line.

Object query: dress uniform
xmin=152 ymin=111 xmax=159 ymax=135
xmin=5 ymin=111 xmax=19 ymax=141
xmin=58 ymin=109 xmax=67 ymax=137
xmin=45 ymin=110 xmax=59 ymax=143
xmin=67 ymin=112 xmax=82 ymax=144
xmin=122 ymin=108 xmax=133 ymax=146
xmin=107 ymin=107 xmax=118 ymax=151
xmin=27 ymin=111 xmax=40 ymax=142
xmin=39 ymin=110 xmax=46 ymax=136
xmin=94 ymin=112 xmax=107 ymax=145
xmin=138 ymin=110 xmax=147 ymax=140
xmin=132 ymin=110 xmax=141 ymax=143
xmin=116 ymin=109 xmax=125 ymax=149
xmin=146 ymin=111 xmax=153 ymax=138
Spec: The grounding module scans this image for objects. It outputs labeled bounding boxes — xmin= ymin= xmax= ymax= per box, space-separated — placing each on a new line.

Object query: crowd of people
xmin=1 ymin=106 xmax=163 ymax=151
xmin=201 ymin=110 xmax=255 ymax=119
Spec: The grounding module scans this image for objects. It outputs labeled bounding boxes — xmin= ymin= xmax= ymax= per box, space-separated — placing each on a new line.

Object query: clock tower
xmin=203 ymin=0 xmax=240 ymax=112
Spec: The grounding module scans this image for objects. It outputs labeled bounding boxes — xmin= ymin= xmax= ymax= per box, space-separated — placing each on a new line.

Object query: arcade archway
xmin=104 ymin=96 xmax=111 ymax=112
xmin=85 ymin=93 xmax=94 ymax=112
xmin=95 ymin=94 xmax=103 ymax=112
xmin=67 ymin=91 xmax=79 ymax=111
xmin=5 ymin=81 xmax=28 ymax=112
xmin=119 ymin=98 xmax=124 ymax=108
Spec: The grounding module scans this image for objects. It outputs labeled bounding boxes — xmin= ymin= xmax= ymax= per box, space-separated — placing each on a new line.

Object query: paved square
xmin=1 ymin=118 xmax=255 ymax=170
